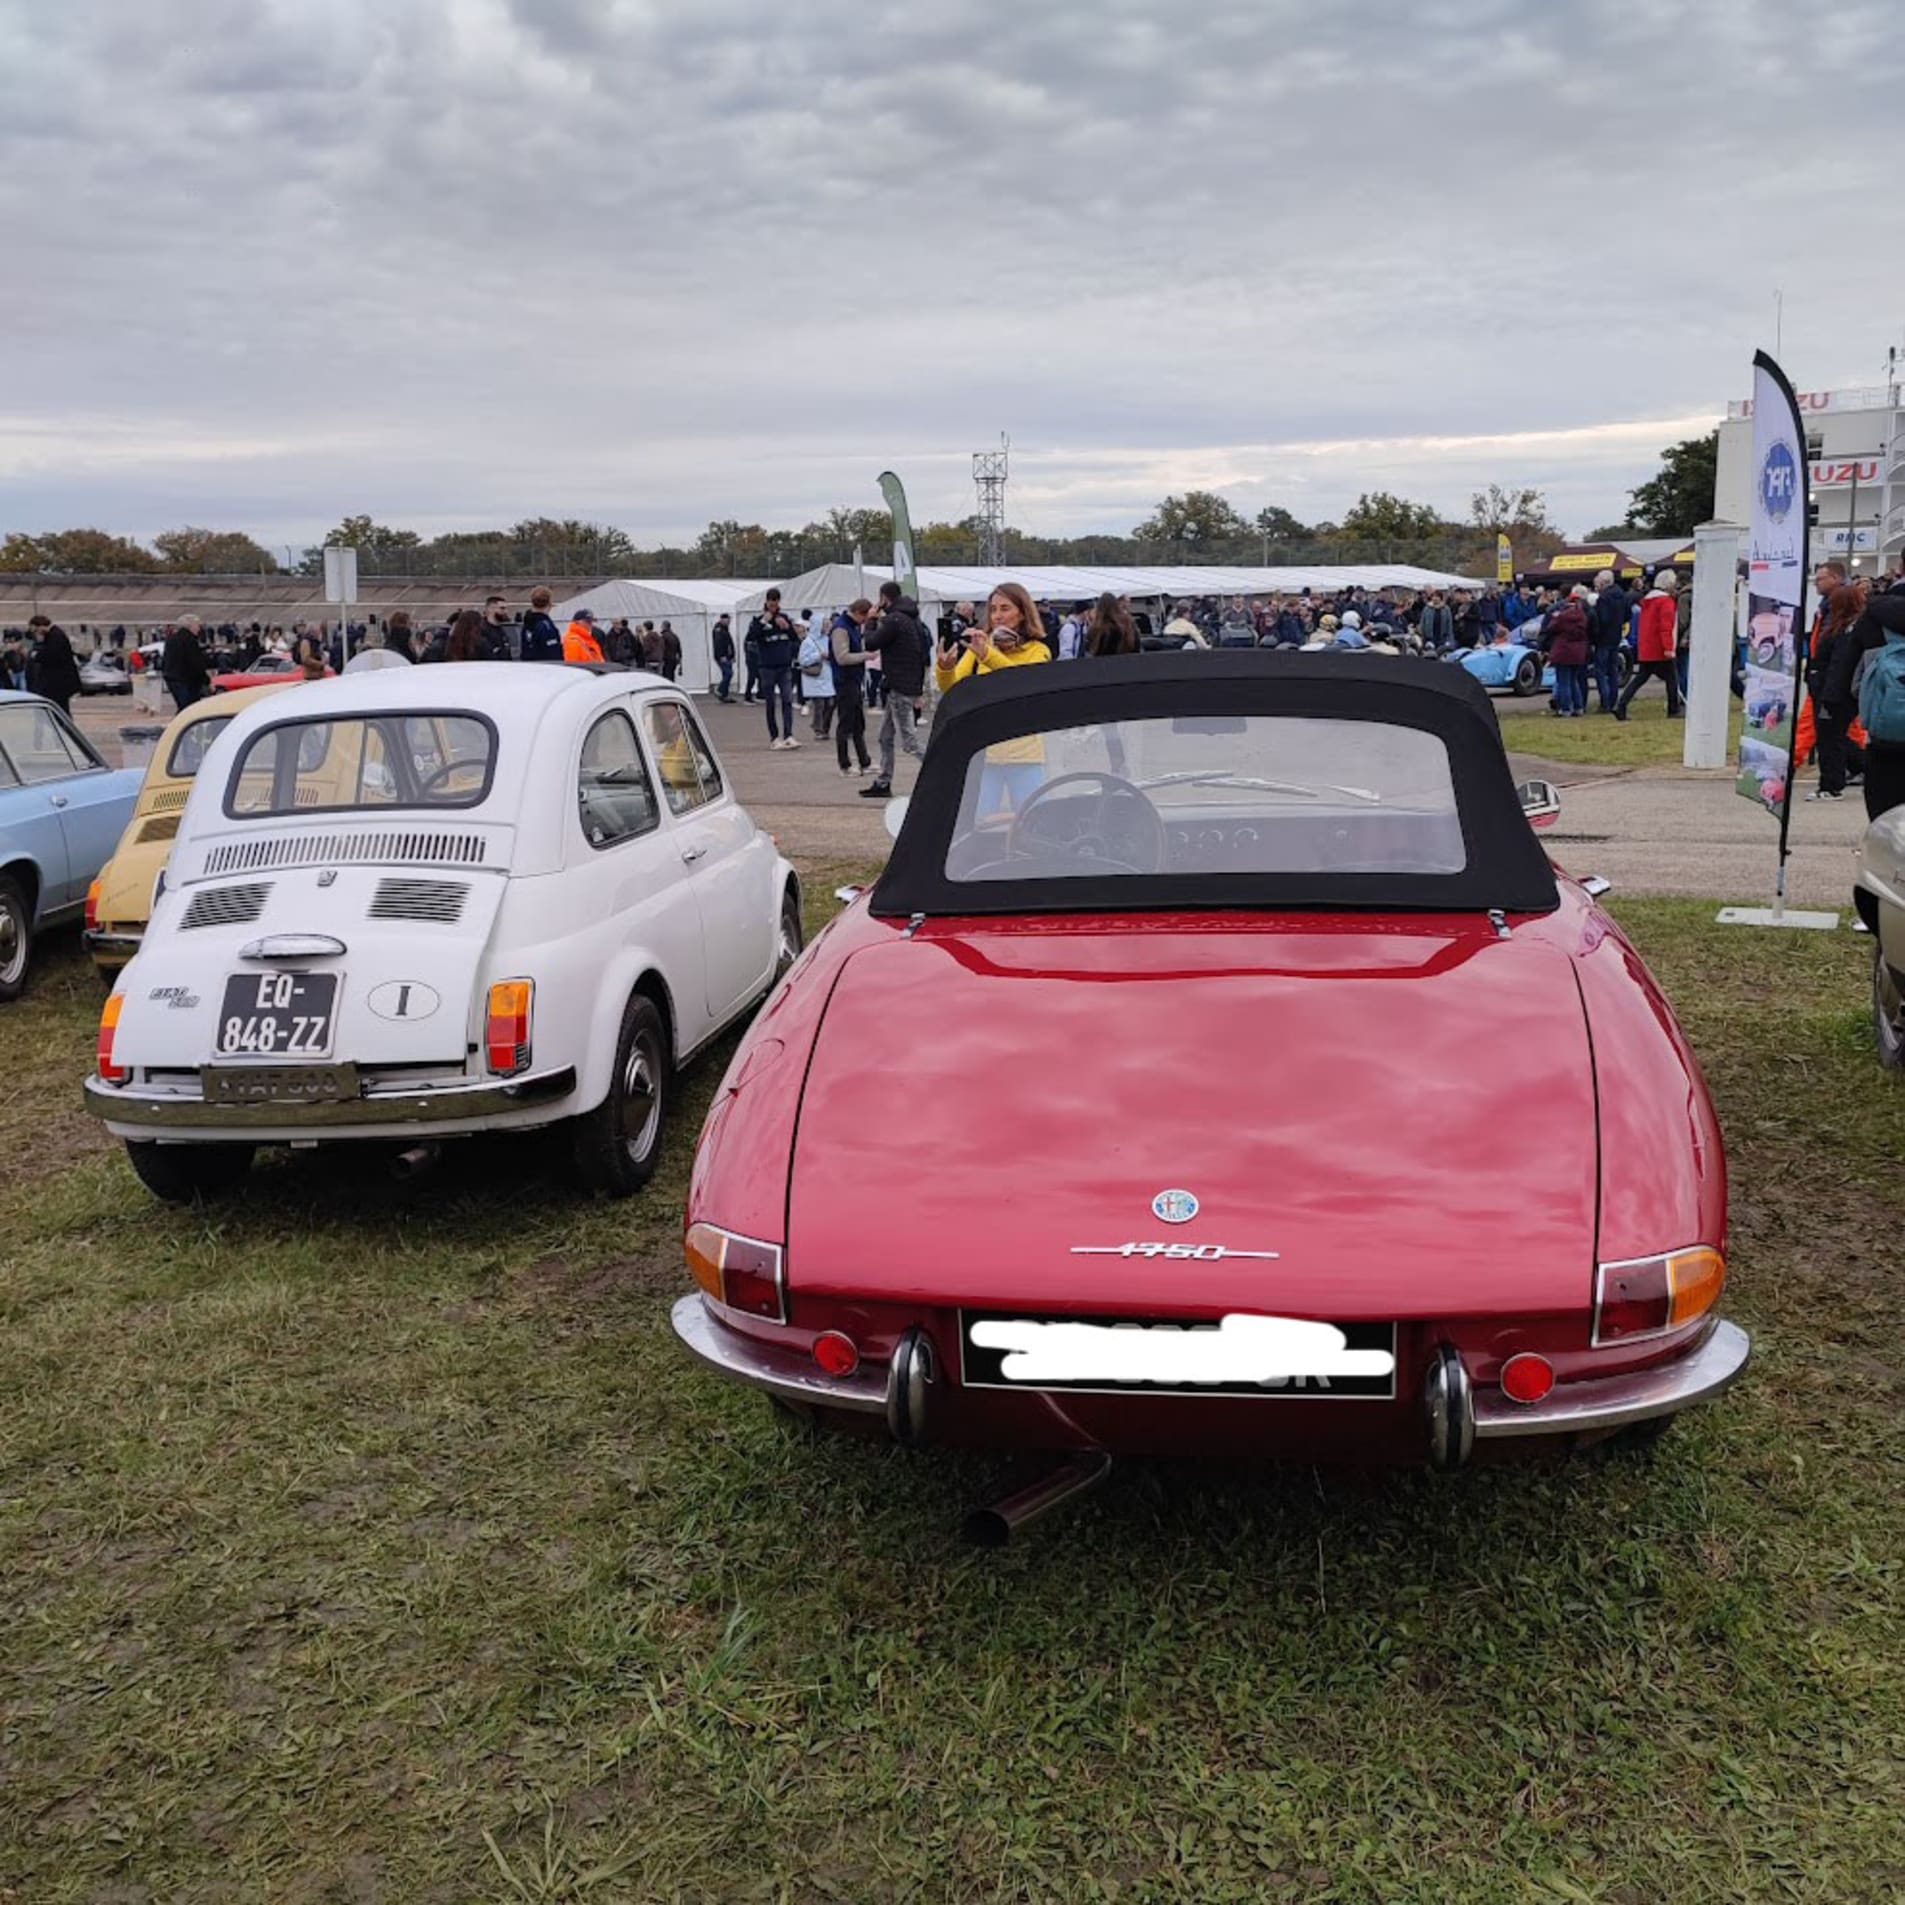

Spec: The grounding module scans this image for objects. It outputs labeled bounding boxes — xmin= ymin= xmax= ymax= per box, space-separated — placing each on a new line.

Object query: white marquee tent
xmin=548 ymin=578 xmax=767 ymax=693
xmin=736 ymin=562 xmax=1489 ymax=627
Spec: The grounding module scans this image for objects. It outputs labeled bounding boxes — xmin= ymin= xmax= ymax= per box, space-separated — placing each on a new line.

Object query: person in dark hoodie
xmin=1823 ymin=586 xmax=1905 ymax=819
xmin=747 ymin=588 xmax=800 ymax=747
xmin=520 ymin=587 xmax=564 ymax=662
xmin=858 ymin=580 xmax=929 ymax=797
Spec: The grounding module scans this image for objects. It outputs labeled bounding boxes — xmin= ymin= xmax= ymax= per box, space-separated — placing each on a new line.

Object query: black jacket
xmin=159 ymin=626 xmax=209 ymax=690
xmin=30 ymin=627 xmax=83 ymax=700
xmin=864 ymin=596 xmax=929 ymax=696
xmin=748 ymin=611 xmax=797 ymax=671
xmin=1824 ymin=592 xmax=1905 ymax=712
xmin=520 ymin=610 xmax=563 ymax=663
xmin=1591 ymin=585 xmax=1629 ymax=649
xmin=712 ymin=620 xmax=735 ymax=663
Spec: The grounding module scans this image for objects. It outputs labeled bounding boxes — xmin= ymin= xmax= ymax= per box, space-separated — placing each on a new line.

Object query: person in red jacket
xmin=1613 ymin=569 xmax=1683 ymax=720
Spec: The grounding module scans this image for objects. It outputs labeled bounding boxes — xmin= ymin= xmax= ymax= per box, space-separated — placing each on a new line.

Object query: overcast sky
xmin=3 ymin=0 xmax=1900 ymax=555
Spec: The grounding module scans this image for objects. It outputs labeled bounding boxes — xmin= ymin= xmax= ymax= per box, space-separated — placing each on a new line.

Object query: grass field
xmin=3 ymin=882 xmax=1903 ymax=1902
xmin=1504 ymin=697 xmax=1746 ymax=771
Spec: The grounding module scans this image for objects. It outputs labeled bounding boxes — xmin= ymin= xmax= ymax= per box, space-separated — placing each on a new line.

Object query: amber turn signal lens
xmin=1667 ymin=1246 xmax=1726 ymax=1330
xmin=684 ymin=1221 xmax=785 ymax=1321
xmin=97 ymin=992 xmax=127 ymax=1086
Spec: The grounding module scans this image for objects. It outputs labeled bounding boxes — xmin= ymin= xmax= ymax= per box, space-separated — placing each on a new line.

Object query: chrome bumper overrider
xmin=671 ymin=1293 xmax=888 ymax=1414
xmin=84 ymin=930 xmax=142 ymax=963
xmin=82 ymin=1065 xmax=578 ymax=1131
xmin=1472 ymin=1319 xmax=1751 ymax=1440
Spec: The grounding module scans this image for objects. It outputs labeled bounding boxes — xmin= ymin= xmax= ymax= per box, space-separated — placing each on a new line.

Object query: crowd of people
xmin=9 ymin=561 xmax=1903 ymax=822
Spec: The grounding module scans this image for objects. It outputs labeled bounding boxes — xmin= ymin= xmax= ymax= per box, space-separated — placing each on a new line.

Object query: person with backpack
xmin=1834 ymin=590 xmax=1905 ymax=821
xmin=798 ymin=614 xmax=835 ymax=739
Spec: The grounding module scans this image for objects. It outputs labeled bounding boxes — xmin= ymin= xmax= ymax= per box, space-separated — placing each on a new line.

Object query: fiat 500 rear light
xmin=484 ymin=980 xmax=533 ymax=1075
xmin=96 ymin=993 xmax=128 ymax=1086
xmin=1593 ymin=1246 xmax=1726 ymax=1345
xmin=85 ymin=879 xmax=102 ymax=933
xmin=685 ymin=1221 xmax=785 ymax=1321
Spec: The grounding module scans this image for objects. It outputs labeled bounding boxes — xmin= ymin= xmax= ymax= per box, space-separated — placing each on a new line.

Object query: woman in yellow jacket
xmin=936 ymin=582 xmax=1053 ymax=818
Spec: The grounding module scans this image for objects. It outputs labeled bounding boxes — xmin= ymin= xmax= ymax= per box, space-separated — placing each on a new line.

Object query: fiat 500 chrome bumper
xmin=677 ymin=1297 xmax=1751 ymax=1468
xmin=82 ymin=1065 xmax=578 ymax=1131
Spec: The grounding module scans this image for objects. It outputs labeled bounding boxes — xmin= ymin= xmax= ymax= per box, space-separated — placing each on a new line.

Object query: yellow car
xmin=85 ymin=686 xmax=293 ymax=979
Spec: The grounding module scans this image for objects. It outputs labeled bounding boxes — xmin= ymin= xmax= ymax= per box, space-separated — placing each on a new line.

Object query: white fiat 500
xmin=84 ymin=664 xmax=800 ymax=1201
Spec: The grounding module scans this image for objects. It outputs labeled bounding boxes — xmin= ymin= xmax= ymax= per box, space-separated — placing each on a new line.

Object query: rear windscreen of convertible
xmin=226 ymin=713 xmax=496 ymax=817
xmin=946 ymin=715 xmax=1465 ymax=882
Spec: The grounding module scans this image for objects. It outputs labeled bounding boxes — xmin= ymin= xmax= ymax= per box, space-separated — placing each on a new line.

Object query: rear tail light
xmin=1594 ymin=1246 xmax=1726 ymax=1345
xmin=484 ymin=979 xmax=533 ymax=1075
xmin=97 ymin=993 xmax=128 ymax=1086
xmin=685 ymin=1221 xmax=785 ymax=1321
xmin=85 ymin=879 xmax=102 ymax=933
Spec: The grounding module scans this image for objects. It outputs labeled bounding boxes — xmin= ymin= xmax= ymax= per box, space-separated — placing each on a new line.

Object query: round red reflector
xmin=1500 ymin=1353 xmax=1555 ymax=1405
xmin=812 ymin=1331 xmax=860 ymax=1378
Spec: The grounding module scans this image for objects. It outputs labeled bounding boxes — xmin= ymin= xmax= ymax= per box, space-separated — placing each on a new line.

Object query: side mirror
xmin=1517 ymin=778 xmax=1561 ymax=830
xmin=882 ymin=795 xmax=910 ymax=842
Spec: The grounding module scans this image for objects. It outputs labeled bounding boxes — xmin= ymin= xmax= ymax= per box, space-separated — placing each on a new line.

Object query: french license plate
xmin=202 ymin=1061 xmax=360 ymax=1107
xmin=959 ymin=1311 xmax=1398 ymax=1399
xmin=215 ymin=970 xmax=338 ymax=1058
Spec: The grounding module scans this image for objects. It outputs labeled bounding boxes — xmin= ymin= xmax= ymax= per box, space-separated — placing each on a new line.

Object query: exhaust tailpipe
xmin=961 ymin=1452 xmax=1112 ymax=1548
xmin=390 ymin=1142 xmax=441 ymax=1182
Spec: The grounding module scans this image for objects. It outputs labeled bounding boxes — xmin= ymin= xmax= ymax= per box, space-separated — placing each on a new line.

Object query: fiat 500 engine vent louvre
xmin=149 ymin=787 xmax=193 ymax=814
xmin=180 ymin=882 xmax=272 ymax=930
xmin=368 ymin=878 xmax=470 ymax=923
xmin=201 ymin=831 xmax=489 ymax=877
xmin=137 ymin=814 xmax=182 ymax=844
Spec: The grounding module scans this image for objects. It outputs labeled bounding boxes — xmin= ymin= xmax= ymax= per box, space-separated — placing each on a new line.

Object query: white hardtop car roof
xmin=171 ymin=662 xmax=690 ymax=879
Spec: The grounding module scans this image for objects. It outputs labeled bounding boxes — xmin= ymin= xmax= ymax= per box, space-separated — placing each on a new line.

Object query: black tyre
xmin=570 ymin=992 xmax=668 ymax=1196
xmin=773 ymin=885 xmax=803 ymax=987
xmin=1875 ymin=950 xmax=1905 ymax=1074
xmin=0 ymin=874 xmax=32 ymax=1003
xmin=1512 ymin=653 xmax=1542 ymax=697
xmin=124 ymin=1141 xmax=256 ymax=1203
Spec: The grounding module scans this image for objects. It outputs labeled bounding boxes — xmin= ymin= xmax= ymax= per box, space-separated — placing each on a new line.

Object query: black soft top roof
xmin=869 ymin=650 xmax=1560 ymax=919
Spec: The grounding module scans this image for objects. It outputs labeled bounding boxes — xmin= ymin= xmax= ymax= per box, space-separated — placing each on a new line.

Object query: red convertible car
xmin=210 ymin=653 xmax=331 ymax=693
xmin=673 ymin=653 xmax=1748 ymax=1533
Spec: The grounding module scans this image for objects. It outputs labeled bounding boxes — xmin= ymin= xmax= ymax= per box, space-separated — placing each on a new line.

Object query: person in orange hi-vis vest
xmin=562 ymin=608 xmax=605 ymax=664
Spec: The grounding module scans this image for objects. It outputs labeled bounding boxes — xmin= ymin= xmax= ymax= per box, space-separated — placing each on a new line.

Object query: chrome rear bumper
xmin=671 ymin=1293 xmax=888 ymax=1414
xmin=84 ymin=929 xmax=142 ymax=965
xmin=83 ymin=1064 xmax=578 ymax=1132
xmin=1472 ymin=1319 xmax=1751 ymax=1439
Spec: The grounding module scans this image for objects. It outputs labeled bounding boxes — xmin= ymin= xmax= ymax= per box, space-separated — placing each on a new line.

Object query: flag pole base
xmin=1715 ymin=906 xmax=1840 ymax=930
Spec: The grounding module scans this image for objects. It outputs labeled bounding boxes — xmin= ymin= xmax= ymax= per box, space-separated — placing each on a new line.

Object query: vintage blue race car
xmin=1448 ymin=630 xmax=1633 ymax=700
xmin=0 ymin=691 xmax=142 ymax=1001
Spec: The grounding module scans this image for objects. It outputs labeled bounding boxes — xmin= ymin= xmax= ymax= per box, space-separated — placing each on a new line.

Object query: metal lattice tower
xmin=973 ymin=435 xmax=1009 ymax=565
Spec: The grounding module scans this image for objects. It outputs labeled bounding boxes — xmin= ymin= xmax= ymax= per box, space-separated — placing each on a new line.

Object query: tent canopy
xmin=737 ymin=562 xmax=1489 ymax=622
xmin=548 ymin=578 xmax=767 ymax=691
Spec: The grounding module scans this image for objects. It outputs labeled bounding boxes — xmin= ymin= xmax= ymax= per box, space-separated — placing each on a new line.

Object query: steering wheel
xmin=1005 ymin=771 xmax=1166 ymax=874
xmin=417 ymin=757 xmax=486 ymax=797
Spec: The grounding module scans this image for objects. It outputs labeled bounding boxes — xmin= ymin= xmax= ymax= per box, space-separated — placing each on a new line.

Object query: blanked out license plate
xmin=216 ymin=970 xmax=338 ymax=1058
xmin=202 ymin=1061 xmax=360 ymax=1107
xmin=959 ymin=1310 xmax=1397 ymax=1399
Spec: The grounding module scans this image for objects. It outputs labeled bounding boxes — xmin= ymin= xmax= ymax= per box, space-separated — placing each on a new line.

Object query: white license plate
xmin=215 ymin=970 xmax=338 ymax=1058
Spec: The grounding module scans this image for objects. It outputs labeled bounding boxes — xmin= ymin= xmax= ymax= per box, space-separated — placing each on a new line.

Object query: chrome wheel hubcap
xmin=776 ymin=908 xmax=800 ymax=977
xmin=621 ymin=1030 xmax=661 ymax=1158
xmin=0 ymin=903 xmax=24 ymax=985
xmin=1878 ymin=955 xmax=1905 ymax=1064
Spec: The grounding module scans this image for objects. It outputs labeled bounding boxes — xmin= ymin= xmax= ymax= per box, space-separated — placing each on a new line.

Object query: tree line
xmin=0 ymin=435 xmax=1719 ymax=579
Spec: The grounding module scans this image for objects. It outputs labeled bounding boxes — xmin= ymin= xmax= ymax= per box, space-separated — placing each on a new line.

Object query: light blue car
xmin=1447 ymin=639 xmax=1546 ymax=698
xmin=0 ymin=691 xmax=143 ymax=1001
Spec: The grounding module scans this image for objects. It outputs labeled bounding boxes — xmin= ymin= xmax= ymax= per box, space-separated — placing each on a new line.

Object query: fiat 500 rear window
xmin=167 ymin=714 xmax=235 ymax=778
xmin=945 ymin=714 xmax=1464 ymax=883
xmin=225 ymin=712 xmax=497 ymax=817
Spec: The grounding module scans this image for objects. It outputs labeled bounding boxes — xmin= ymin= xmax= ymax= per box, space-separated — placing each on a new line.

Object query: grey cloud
xmin=2 ymin=0 xmax=1900 ymax=547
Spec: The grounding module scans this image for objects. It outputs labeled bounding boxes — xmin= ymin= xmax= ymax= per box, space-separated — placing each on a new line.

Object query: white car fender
xmin=571 ymin=939 xmax=686 ymax=1109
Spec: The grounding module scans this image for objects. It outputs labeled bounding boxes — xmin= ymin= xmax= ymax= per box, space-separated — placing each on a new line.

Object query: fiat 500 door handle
xmin=679 ymin=844 xmax=708 ymax=864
